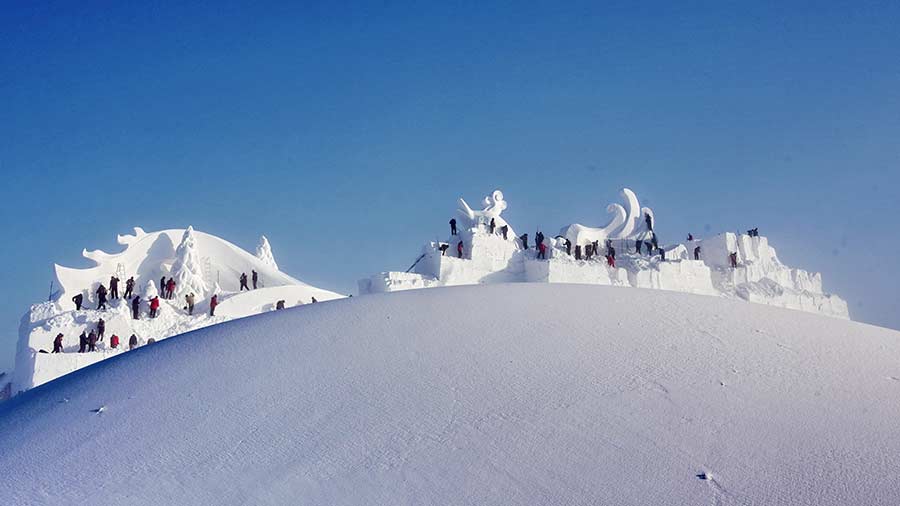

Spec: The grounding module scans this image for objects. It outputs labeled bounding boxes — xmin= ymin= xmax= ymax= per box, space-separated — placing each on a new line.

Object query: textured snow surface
xmin=2 ymin=284 xmax=899 ymax=505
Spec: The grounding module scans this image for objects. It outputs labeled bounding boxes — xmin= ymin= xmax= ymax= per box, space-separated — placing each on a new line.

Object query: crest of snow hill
xmin=10 ymin=187 xmax=848 ymax=397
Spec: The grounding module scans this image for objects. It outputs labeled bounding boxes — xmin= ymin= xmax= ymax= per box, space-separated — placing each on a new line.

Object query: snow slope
xmin=2 ymin=284 xmax=898 ymax=505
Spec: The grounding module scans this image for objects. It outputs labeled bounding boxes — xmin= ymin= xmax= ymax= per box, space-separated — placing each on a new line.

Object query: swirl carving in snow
xmin=560 ymin=204 xmax=627 ymax=246
xmin=560 ymin=187 xmax=655 ymax=245
xmin=457 ymin=190 xmax=516 ymax=237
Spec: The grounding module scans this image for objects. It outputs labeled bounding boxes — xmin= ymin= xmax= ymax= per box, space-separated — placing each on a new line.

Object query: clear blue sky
xmin=2 ymin=1 xmax=899 ymax=371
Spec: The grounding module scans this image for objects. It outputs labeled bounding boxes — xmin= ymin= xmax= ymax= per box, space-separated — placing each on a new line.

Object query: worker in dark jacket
xmin=109 ymin=276 xmax=119 ymax=299
xmin=449 ymin=218 xmax=457 ymax=235
xmin=209 ymin=294 xmax=218 ymax=316
xmin=97 ymin=318 xmax=105 ymax=341
xmin=87 ymin=330 xmax=98 ymax=352
xmin=129 ymin=334 xmax=138 ymax=350
xmin=72 ymin=293 xmax=84 ymax=311
xmin=52 ymin=333 xmax=64 ymax=353
xmin=252 ymin=270 xmax=258 ymax=289
xmin=239 ymin=273 xmax=249 ymax=291
xmin=96 ymin=284 xmax=108 ymax=310
xmin=131 ymin=296 xmax=141 ymax=320
xmin=78 ymin=331 xmax=87 ymax=353
xmin=124 ymin=277 xmax=135 ymax=299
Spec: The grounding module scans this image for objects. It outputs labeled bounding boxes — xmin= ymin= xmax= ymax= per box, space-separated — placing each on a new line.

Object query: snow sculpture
xmin=144 ymin=280 xmax=159 ymax=299
xmin=613 ymin=188 xmax=642 ymax=239
xmin=560 ymin=204 xmax=627 ymax=246
xmin=457 ymin=190 xmax=516 ymax=237
xmin=560 ymin=188 xmax=655 ymax=245
xmin=170 ymin=226 xmax=209 ymax=298
xmin=256 ymin=235 xmax=278 ymax=271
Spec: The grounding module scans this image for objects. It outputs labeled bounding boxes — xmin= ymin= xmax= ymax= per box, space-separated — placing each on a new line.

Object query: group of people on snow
xmin=51 ymin=314 xmax=143 ymax=354
xmin=445 ymin=213 xmax=760 ymax=269
xmin=239 ymin=270 xmax=260 ymax=291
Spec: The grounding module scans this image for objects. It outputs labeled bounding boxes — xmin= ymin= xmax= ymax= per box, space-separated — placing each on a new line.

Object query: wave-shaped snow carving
xmin=559 ymin=204 xmax=627 ymax=246
xmin=560 ymin=188 xmax=654 ymax=244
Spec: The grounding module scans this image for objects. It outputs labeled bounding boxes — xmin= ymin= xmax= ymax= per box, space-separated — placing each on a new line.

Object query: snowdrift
xmin=2 ymin=284 xmax=898 ymax=505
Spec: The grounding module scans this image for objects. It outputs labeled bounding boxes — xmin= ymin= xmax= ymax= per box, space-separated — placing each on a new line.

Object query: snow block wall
xmin=13 ymin=228 xmax=343 ymax=394
xmin=360 ymin=187 xmax=849 ymax=321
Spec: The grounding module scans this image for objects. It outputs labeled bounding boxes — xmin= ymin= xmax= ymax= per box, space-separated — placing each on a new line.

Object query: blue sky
xmin=1 ymin=1 xmax=899 ymax=371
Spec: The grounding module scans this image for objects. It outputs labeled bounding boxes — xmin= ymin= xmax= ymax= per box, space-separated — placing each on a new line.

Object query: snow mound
xmin=2 ymin=284 xmax=898 ymax=505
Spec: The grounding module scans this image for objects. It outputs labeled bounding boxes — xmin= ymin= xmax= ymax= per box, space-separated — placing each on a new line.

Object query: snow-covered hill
xmin=2 ymin=284 xmax=898 ymax=505
xmin=13 ymin=227 xmax=343 ymax=393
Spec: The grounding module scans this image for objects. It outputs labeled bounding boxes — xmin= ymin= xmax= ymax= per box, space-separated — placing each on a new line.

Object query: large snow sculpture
xmin=457 ymin=190 xmax=516 ymax=237
xmin=256 ymin=235 xmax=278 ymax=271
xmin=560 ymin=188 xmax=655 ymax=245
xmin=170 ymin=226 xmax=209 ymax=298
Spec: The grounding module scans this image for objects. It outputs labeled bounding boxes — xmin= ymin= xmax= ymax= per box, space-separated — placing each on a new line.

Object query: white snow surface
xmin=2 ymin=284 xmax=899 ymax=505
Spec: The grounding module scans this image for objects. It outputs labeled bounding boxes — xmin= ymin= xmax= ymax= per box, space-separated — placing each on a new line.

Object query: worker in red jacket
xmin=110 ymin=334 xmax=120 ymax=349
xmin=457 ymin=241 xmax=464 ymax=258
xmin=209 ymin=294 xmax=218 ymax=316
xmin=150 ymin=296 xmax=160 ymax=318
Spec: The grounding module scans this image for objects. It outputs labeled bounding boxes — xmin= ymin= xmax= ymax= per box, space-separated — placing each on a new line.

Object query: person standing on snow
xmin=185 ymin=293 xmax=195 ymax=315
xmin=78 ymin=331 xmax=87 ymax=353
xmin=694 ymin=246 xmax=701 ymax=261
xmin=252 ymin=270 xmax=258 ymax=289
xmin=87 ymin=330 xmax=98 ymax=352
xmin=131 ymin=295 xmax=141 ymax=320
xmin=149 ymin=296 xmax=160 ymax=318
xmin=729 ymin=252 xmax=738 ymax=269
xmin=449 ymin=218 xmax=457 ymax=236
xmin=96 ymin=283 xmax=108 ymax=310
xmin=52 ymin=333 xmax=64 ymax=353
xmin=124 ymin=276 xmax=135 ymax=299
xmin=209 ymin=294 xmax=218 ymax=316
xmin=97 ymin=318 xmax=105 ymax=341
xmin=457 ymin=241 xmax=464 ymax=258
xmin=72 ymin=293 xmax=84 ymax=311
xmin=110 ymin=334 xmax=120 ymax=349
xmin=165 ymin=278 xmax=176 ymax=299
xmin=109 ymin=275 xmax=119 ymax=299
xmin=129 ymin=334 xmax=138 ymax=350
xmin=239 ymin=273 xmax=249 ymax=291
xmin=489 ymin=218 xmax=496 ymax=235
xmin=519 ymin=233 xmax=528 ymax=250
xmin=160 ymin=277 xmax=167 ymax=296
xmin=501 ymin=225 xmax=509 ymax=240
xmin=645 ymin=212 xmax=653 ymax=232
xmin=538 ymin=241 xmax=548 ymax=260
